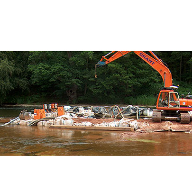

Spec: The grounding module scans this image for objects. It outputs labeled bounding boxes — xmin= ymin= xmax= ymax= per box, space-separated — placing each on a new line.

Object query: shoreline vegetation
xmin=0 ymin=103 xmax=156 ymax=109
xmin=1 ymin=51 xmax=192 ymax=106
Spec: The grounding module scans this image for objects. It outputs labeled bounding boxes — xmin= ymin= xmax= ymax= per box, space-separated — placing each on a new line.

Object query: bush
xmin=124 ymin=95 xmax=157 ymax=106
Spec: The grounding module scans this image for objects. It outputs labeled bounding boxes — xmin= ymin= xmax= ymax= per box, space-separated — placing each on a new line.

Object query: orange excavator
xmin=95 ymin=51 xmax=192 ymax=123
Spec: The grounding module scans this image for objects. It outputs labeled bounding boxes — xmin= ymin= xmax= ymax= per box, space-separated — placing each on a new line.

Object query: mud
xmin=136 ymin=119 xmax=192 ymax=132
xmin=59 ymin=117 xmax=192 ymax=133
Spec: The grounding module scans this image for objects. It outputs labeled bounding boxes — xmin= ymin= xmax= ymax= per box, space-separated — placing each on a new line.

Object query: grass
xmin=125 ymin=95 xmax=157 ymax=106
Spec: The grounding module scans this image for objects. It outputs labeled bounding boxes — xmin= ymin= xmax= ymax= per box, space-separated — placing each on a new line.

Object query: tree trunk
xmin=66 ymin=84 xmax=78 ymax=103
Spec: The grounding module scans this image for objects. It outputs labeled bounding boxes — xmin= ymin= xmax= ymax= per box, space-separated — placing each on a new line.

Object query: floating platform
xmin=49 ymin=125 xmax=135 ymax=132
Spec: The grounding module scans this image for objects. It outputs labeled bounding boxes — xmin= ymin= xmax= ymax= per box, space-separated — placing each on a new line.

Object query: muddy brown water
xmin=1 ymin=107 xmax=192 ymax=156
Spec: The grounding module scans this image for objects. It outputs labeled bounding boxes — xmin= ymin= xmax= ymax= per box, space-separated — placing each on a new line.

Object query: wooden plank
xmin=154 ymin=129 xmax=169 ymax=132
xmin=154 ymin=129 xmax=191 ymax=132
xmin=170 ymin=129 xmax=191 ymax=132
xmin=49 ymin=125 xmax=135 ymax=132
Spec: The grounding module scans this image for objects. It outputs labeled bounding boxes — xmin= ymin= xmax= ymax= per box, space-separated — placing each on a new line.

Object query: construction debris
xmin=1 ymin=104 xmax=155 ymax=130
xmin=0 ymin=117 xmax=20 ymax=127
xmin=2 ymin=103 xmax=192 ymax=133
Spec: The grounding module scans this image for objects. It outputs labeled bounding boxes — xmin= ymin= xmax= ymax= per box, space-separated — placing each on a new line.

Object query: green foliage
xmin=0 ymin=53 xmax=14 ymax=103
xmin=124 ymin=95 xmax=157 ymax=106
xmin=176 ymin=80 xmax=192 ymax=96
xmin=27 ymin=51 xmax=97 ymax=103
xmin=1 ymin=51 xmax=192 ymax=105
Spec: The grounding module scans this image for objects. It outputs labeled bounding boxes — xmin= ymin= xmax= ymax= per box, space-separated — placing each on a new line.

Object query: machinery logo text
xmin=139 ymin=52 xmax=155 ymax=65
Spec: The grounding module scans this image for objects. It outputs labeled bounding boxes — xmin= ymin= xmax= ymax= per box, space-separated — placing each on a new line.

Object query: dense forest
xmin=1 ymin=51 xmax=192 ymax=106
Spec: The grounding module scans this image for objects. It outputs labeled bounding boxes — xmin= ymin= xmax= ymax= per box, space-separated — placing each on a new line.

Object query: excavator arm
xmin=96 ymin=51 xmax=173 ymax=88
xmin=96 ymin=51 xmax=192 ymax=123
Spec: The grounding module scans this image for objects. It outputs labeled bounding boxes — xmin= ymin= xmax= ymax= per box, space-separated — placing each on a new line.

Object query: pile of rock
xmin=35 ymin=114 xmax=139 ymax=130
xmin=5 ymin=105 xmax=154 ymax=130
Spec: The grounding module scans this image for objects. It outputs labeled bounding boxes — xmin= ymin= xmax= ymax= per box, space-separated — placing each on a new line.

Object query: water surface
xmin=0 ymin=107 xmax=192 ymax=156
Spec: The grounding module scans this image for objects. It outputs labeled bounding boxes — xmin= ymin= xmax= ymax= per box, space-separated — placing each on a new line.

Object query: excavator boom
xmin=97 ymin=51 xmax=173 ymax=88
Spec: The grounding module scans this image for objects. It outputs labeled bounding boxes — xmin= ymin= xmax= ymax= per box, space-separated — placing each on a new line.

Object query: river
xmin=0 ymin=107 xmax=192 ymax=156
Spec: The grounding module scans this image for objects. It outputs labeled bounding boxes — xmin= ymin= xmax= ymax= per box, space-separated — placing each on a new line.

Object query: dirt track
xmin=72 ymin=117 xmax=192 ymax=133
xmin=137 ymin=119 xmax=192 ymax=132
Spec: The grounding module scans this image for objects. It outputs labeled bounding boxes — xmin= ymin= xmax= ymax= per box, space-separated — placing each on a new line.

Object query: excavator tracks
xmin=152 ymin=111 xmax=161 ymax=123
xmin=180 ymin=113 xmax=190 ymax=124
xmin=152 ymin=110 xmax=191 ymax=124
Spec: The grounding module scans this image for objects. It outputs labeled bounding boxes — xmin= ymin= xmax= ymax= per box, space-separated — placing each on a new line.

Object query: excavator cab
xmin=154 ymin=89 xmax=191 ymax=123
xmin=157 ymin=90 xmax=180 ymax=109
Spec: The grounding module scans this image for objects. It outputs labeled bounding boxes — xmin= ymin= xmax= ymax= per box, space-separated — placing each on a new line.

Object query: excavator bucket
xmin=96 ymin=61 xmax=106 ymax=67
xmin=95 ymin=61 xmax=107 ymax=78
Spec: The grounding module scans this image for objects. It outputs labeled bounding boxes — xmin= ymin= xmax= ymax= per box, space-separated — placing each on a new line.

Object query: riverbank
xmin=64 ymin=118 xmax=192 ymax=133
xmin=136 ymin=119 xmax=192 ymax=133
xmin=2 ymin=116 xmax=192 ymax=134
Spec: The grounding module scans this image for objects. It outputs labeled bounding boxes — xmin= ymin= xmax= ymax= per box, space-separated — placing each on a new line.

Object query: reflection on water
xmin=0 ymin=106 xmax=40 ymax=117
xmin=0 ymin=124 xmax=192 ymax=156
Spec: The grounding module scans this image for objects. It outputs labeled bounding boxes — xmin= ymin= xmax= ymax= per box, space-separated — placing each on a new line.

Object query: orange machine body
xmin=180 ymin=98 xmax=192 ymax=108
xmin=34 ymin=109 xmax=46 ymax=120
xmin=58 ymin=106 xmax=65 ymax=116
xmin=156 ymin=89 xmax=192 ymax=111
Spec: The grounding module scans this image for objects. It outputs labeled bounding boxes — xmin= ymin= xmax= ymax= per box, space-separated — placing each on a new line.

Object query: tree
xmin=28 ymin=51 xmax=96 ymax=103
xmin=0 ymin=52 xmax=14 ymax=104
xmin=0 ymin=51 xmax=192 ymax=105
